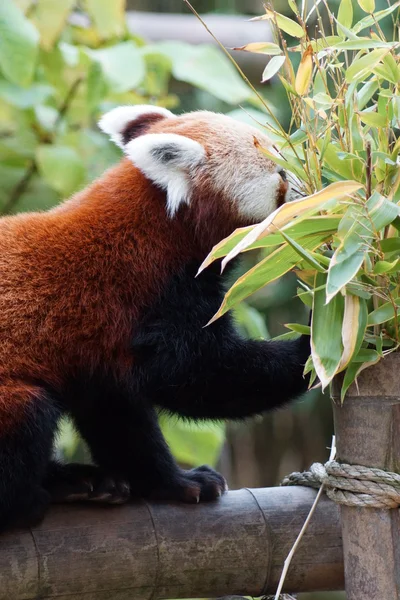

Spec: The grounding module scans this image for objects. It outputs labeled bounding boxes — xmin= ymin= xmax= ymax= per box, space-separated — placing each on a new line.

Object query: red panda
xmin=0 ymin=105 xmax=309 ymax=531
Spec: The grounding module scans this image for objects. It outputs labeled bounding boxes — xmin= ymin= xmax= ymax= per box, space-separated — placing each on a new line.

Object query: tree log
xmin=0 ymin=487 xmax=343 ymax=599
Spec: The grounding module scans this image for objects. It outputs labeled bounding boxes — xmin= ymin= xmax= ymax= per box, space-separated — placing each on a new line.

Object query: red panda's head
xmin=99 ymin=105 xmax=297 ymax=227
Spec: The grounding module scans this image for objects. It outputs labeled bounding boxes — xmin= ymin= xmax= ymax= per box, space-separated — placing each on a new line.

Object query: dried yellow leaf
xmin=295 ymin=45 xmax=313 ymax=96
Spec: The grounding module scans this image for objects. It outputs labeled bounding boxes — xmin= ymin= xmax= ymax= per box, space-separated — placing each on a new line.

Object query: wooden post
xmin=333 ymin=353 xmax=400 ymax=599
xmin=0 ymin=487 xmax=343 ymax=599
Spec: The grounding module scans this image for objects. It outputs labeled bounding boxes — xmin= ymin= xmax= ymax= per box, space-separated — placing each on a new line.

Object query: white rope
xmin=282 ymin=460 xmax=400 ymax=509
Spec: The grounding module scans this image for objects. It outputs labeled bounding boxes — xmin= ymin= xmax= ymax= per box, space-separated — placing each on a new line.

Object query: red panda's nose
xmin=276 ymin=174 xmax=289 ymax=207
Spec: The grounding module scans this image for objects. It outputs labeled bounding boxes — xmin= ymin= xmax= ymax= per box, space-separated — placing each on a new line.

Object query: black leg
xmin=69 ymin=383 xmax=226 ymax=503
xmin=133 ymin=261 xmax=310 ymax=421
xmin=155 ymin=334 xmax=310 ymax=420
xmin=0 ymin=384 xmax=59 ymax=532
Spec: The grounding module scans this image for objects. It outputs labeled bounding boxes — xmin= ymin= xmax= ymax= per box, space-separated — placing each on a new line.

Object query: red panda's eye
xmin=278 ymin=168 xmax=287 ymax=182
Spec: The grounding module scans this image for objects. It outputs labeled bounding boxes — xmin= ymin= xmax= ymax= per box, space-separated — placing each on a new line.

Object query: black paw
xmin=151 ymin=465 xmax=228 ymax=503
xmin=44 ymin=463 xmax=130 ymax=505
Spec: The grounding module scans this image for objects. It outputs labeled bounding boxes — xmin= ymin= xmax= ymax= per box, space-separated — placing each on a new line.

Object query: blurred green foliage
xmin=0 ymin=0 xmax=256 ymax=215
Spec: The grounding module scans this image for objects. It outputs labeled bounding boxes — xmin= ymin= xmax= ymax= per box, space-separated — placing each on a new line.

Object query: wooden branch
xmin=0 ymin=487 xmax=343 ymax=600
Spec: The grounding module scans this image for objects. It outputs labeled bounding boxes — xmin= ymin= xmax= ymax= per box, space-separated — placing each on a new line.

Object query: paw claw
xmin=149 ymin=465 xmax=227 ymax=504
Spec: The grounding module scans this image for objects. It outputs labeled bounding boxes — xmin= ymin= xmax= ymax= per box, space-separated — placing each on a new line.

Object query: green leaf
xmin=380 ymin=238 xmax=400 ymax=253
xmin=357 ymin=80 xmax=379 ymax=110
xmin=337 ymin=0 xmax=353 ymax=29
xmin=250 ymin=11 xmax=304 ymax=37
xmin=279 ymin=229 xmax=327 ymax=272
xmin=234 ymin=303 xmax=269 ymax=340
xmin=267 ymin=11 xmax=304 ymax=38
xmin=85 ymin=0 xmax=126 ymax=39
xmin=373 ymin=53 xmax=400 ymax=85
xmin=36 ymin=145 xmax=86 ymax=196
xmin=199 ymin=216 xmax=340 ymax=272
xmin=209 ymin=232 xmax=331 ymax=323
xmin=86 ymin=60 xmax=108 ymax=111
xmin=271 ymin=330 xmax=301 ymax=341
xmin=373 ymin=259 xmax=400 ymax=274
xmin=232 ymin=42 xmax=283 ymax=56
xmin=345 ymin=49 xmax=388 ymax=83
xmin=87 ymin=42 xmax=145 ymax=93
xmin=367 ymin=299 xmax=400 ymax=326
xmin=369 ymin=193 xmax=400 ymax=230
xmin=357 ymin=0 xmax=375 ymax=12
xmin=326 ymin=252 xmax=365 ymax=302
xmin=262 ymin=56 xmax=286 ymax=82
xmin=340 ymin=349 xmax=380 ymax=401
xmin=0 ymin=80 xmax=53 ymax=108
xmin=0 ymin=0 xmax=39 ymax=86
xmin=358 ymin=110 xmax=387 ymax=127
xmin=353 ymin=2 xmax=400 ymax=34
xmin=335 ymin=39 xmax=394 ymax=50
xmin=32 ymin=0 xmax=76 ymax=50
xmin=152 ymin=41 xmax=252 ymax=104
xmin=311 ymin=272 xmax=344 ymax=390
xmin=285 ymin=323 xmax=311 ymax=334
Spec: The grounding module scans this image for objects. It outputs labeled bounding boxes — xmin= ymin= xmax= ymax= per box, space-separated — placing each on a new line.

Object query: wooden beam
xmin=0 ymin=487 xmax=343 ymax=600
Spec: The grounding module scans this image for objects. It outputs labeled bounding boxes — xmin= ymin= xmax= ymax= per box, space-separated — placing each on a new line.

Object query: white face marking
xmin=98 ymin=105 xmax=173 ymax=149
xmin=124 ymin=133 xmax=206 ymax=217
xmin=99 ymin=106 xmax=299 ymax=222
xmin=173 ymin=111 xmax=293 ymax=221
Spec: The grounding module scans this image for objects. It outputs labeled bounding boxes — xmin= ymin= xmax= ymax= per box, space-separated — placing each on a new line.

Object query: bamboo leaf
xmin=262 ymin=56 xmax=286 ymax=82
xmin=353 ymin=2 xmax=400 ymax=33
xmin=251 ymin=10 xmax=305 ymax=38
xmin=339 ymin=294 xmax=368 ymax=370
xmin=311 ymin=272 xmax=344 ymax=390
xmin=220 ymin=181 xmax=363 ymax=270
xmin=279 ymin=230 xmax=327 ymax=272
xmin=373 ymin=259 xmax=400 ymax=274
xmin=199 ymin=216 xmax=340 ymax=274
xmin=358 ymin=110 xmax=387 ymax=127
xmin=345 ymin=49 xmax=388 ymax=83
xmin=208 ymin=233 xmax=330 ymax=324
xmin=232 ymin=42 xmax=282 ymax=56
xmin=340 ymin=350 xmax=380 ymax=402
xmin=367 ymin=299 xmax=400 ymax=326
xmin=295 ymin=45 xmax=313 ymax=95
xmin=357 ymin=0 xmax=375 ymax=12
xmin=285 ymin=323 xmax=311 ymax=334
xmin=326 ymin=252 xmax=365 ymax=303
xmin=337 ymin=0 xmax=353 ymax=29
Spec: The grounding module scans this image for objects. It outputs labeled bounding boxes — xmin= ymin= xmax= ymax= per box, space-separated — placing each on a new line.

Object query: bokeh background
xmin=1 ymin=1 xmax=394 ymax=598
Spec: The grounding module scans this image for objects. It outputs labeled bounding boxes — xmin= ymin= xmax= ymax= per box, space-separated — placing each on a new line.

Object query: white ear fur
xmin=98 ymin=105 xmax=173 ymax=149
xmin=125 ymin=133 xmax=206 ymax=217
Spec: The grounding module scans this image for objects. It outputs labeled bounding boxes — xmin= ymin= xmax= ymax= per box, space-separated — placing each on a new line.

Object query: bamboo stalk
xmin=0 ymin=487 xmax=343 ymax=599
xmin=333 ymin=352 xmax=400 ymax=600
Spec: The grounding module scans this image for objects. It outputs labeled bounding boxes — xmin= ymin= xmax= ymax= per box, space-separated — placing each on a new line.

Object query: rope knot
xmin=282 ymin=459 xmax=400 ymax=509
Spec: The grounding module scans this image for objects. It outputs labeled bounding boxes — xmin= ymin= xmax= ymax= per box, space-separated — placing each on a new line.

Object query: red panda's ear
xmin=98 ymin=105 xmax=173 ymax=149
xmin=125 ymin=133 xmax=206 ymax=217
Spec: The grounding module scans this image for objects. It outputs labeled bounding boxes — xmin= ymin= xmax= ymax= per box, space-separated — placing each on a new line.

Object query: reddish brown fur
xmin=0 ymin=157 xmax=245 ymax=431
